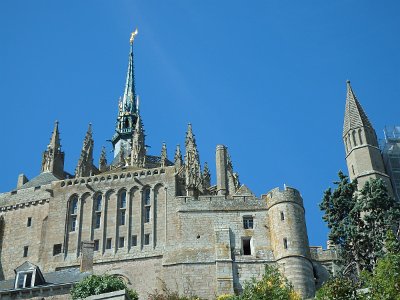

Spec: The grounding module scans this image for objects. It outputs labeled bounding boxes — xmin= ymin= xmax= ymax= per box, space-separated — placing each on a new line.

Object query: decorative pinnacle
xmin=130 ymin=28 xmax=138 ymax=44
xmin=346 ymin=80 xmax=350 ymax=84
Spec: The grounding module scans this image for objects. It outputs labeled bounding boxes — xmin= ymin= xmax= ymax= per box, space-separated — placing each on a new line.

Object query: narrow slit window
xmin=280 ymin=212 xmax=285 ymax=221
xmin=94 ymin=240 xmax=99 ymax=251
xmin=144 ymin=234 xmax=150 ymax=245
xmin=131 ymin=235 xmax=137 ymax=246
xmin=106 ymin=238 xmax=112 ymax=249
xmin=283 ymin=238 xmax=288 ymax=249
xmin=27 ymin=217 xmax=32 ymax=227
xmin=23 ymin=246 xmax=29 ymax=257
xmin=119 ymin=237 xmax=125 ymax=248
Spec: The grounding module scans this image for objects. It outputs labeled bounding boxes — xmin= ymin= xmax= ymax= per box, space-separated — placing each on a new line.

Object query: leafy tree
xmin=320 ymin=172 xmax=400 ymax=273
xmin=70 ymin=274 xmax=138 ymax=300
xmin=236 ymin=265 xmax=301 ymax=300
xmin=315 ymin=277 xmax=361 ymax=300
xmin=361 ymin=231 xmax=400 ymax=300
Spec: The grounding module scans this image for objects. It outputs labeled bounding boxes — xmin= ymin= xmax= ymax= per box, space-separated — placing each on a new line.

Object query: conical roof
xmin=343 ymin=81 xmax=374 ymax=137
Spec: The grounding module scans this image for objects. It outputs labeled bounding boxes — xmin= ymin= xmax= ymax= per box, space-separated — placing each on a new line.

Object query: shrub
xmin=70 ymin=274 xmax=138 ymax=300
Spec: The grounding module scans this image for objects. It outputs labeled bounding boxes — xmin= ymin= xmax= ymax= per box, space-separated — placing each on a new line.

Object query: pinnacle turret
xmin=202 ymin=162 xmax=211 ymax=190
xmin=174 ymin=144 xmax=183 ymax=171
xmin=160 ymin=142 xmax=167 ymax=167
xmin=75 ymin=124 xmax=95 ymax=177
xmin=41 ymin=121 xmax=65 ymax=178
xmin=131 ymin=116 xmax=146 ymax=168
xmin=99 ymin=146 xmax=108 ymax=172
xmin=184 ymin=124 xmax=202 ymax=195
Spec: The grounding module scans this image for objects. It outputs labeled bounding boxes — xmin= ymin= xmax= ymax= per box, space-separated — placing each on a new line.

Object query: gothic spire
xmin=184 ymin=123 xmax=202 ymax=194
xmin=131 ymin=115 xmax=146 ymax=168
xmin=121 ymin=28 xmax=138 ymax=115
xmin=41 ymin=120 xmax=64 ymax=178
xmin=160 ymin=142 xmax=167 ymax=167
xmin=75 ymin=124 xmax=95 ymax=177
xmin=343 ymin=80 xmax=374 ymax=137
xmin=174 ymin=144 xmax=183 ymax=170
xmin=111 ymin=29 xmax=140 ymax=158
xmin=99 ymin=146 xmax=108 ymax=172
xmin=202 ymin=162 xmax=211 ymax=190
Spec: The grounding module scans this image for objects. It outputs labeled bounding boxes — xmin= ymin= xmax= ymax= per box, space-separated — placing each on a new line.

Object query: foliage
xmin=320 ymin=172 xmax=400 ymax=273
xmin=70 ymin=274 xmax=138 ymax=300
xmin=361 ymin=231 xmax=400 ymax=300
xmin=216 ymin=295 xmax=236 ymax=300
xmin=147 ymin=280 xmax=202 ymax=300
xmin=235 ymin=265 xmax=300 ymax=300
xmin=315 ymin=276 xmax=362 ymax=300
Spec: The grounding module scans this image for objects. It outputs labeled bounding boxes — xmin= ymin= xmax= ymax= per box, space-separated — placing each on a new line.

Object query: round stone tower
xmin=266 ymin=186 xmax=315 ymax=298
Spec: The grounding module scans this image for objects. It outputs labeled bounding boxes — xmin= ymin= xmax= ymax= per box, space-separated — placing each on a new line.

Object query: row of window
xmin=69 ymin=189 xmax=152 ymax=232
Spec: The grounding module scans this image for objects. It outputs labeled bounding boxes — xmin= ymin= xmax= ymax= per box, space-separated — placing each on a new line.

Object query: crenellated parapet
xmin=264 ymin=186 xmax=304 ymax=211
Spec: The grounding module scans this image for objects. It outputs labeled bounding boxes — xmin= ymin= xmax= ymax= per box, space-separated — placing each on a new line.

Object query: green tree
xmin=361 ymin=231 xmax=400 ymax=300
xmin=237 ymin=265 xmax=300 ymax=300
xmin=315 ymin=277 xmax=361 ymax=300
xmin=70 ymin=274 xmax=138 ymax=300
xmin=320 ymin=172 xmax=400 ymax=273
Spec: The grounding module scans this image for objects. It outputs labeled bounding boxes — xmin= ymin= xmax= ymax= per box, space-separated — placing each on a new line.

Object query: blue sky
xmin=1 ymin=1 xmax=399 ymax=247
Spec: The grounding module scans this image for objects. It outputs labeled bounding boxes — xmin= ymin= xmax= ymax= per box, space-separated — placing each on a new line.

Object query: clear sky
xmin=1 ymin=1 xmax=399 ymax=247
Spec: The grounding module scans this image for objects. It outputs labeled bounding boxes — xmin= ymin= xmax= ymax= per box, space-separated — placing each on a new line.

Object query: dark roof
xmin=18 ymin=172 xmax=62 ymax=190
xmin=0 ymin=267 xmax=90 ymax=291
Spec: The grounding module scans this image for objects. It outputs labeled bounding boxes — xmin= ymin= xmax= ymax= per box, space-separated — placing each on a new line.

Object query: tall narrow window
xmin=144 ymin=234 xmax=150 ymax=245
xmin=131 ymin=235 xmax=137 ymax=246
xmin=120 ymin=191 xmax=126 ymax=209
xmin=70 ymin=196 xmax=78 ymax=232
xmin=280 ymin=211 xmax=285 ymax=221
xmin=120 ymin=210 xmax=126 ymax=225
xmin=242 ymin=238 xmax=251 ymax=255
xmin=96 ymin=194 xmax=102 ymax=211
xmin=119 ymin=191 xmax=127 ymax=226
xmin=358 ymin=129 xmax=363 ymax=145
xmin=95 ymin=213 xmax=101 ymax=228
xmin=143 ymin=188 xmax=151 ymax=223
xmin=23 ymin=246 xmax=29 ymax=257
xmin=283 ymin=238 xmax=288 ymax=249
xmin=27 ymin=217 xmax=32 ymax=227
xmin=119 ymin=237 xmax=125 ymax=248
xmin=106 ymin=238 xmax=112 ymax=249
xmin=94 ymin=240 xmax=99 ymax=251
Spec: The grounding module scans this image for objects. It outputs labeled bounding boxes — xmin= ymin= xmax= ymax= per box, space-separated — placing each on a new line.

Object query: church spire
xmin=112 ymin=29 xmax=140 ymax=159
xmin=343 ymin=80 xmax=374 ymax=137
xmin=41 ymin=121 xmax=65 ymax=178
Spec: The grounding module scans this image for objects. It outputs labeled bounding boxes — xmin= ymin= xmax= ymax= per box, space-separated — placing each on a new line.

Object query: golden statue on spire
xmin=130 ymin=28 xmax=138 ymax=44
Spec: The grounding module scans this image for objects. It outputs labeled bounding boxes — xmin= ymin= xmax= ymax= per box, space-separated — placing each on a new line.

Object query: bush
xmin=238 ymin=265 xmax=300 ymax=300
xmin=315 ymin=277 xmax=361 ymax=300
xmin=70 ymin=274 xmax=138 ymax=300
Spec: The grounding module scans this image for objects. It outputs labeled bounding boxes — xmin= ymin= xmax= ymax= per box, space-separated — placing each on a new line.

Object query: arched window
xmin=119 ymin=191 xmax=126 ymax=226
xmin=358 ymin=129 xmax=363 ymax=145
xmin=352 ymin=131 xmax=357 ymax=146
xmin=94 ymin=194 xmax=102 ymax=229
xmin=69 ymin=196 xmax=78 ymax=232
xmin=143 ymin=188 xmax=151 ymax=223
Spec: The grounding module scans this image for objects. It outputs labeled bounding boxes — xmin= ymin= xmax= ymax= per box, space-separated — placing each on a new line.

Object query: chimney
xmin=80 ymin=241 xmax=94 ymax=272
xmin=216 ymin=145 xmax=227 ymax=196
xmin=17 ymin=174 xmax=28 ymax=189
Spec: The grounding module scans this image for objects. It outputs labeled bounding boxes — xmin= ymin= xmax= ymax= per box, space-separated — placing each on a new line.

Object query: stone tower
xmin=343 ymin=81 xmax=392 ymax=192
xmin=266 ymin=187 xmax=315 ymax=299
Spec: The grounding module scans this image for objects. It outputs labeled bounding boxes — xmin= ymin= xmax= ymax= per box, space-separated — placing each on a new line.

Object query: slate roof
xmin=18 ymin=172 xmax=62 ymax=190
xmin=343 ymin=81 xmax=374 ymax=136
xmin=0 ymin=267 xmax=90 ymax=291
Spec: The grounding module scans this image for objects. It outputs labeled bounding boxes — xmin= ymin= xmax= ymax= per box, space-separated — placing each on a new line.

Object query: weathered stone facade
xmin=0 ymin=32 xmax=337 ymax=299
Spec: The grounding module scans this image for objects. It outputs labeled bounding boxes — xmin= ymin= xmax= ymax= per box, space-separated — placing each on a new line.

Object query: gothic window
xmin=131 ymin=235 xmax=137 ymax=246
xmin=95 ymin=194 xmax=102 ymax=211
xmin=95 ymin=213 xmax=101 ymax=228
xmin=106 ymin=238 xmax=112 ymax=249
xmin=94 ymin=240 xmax=99 ymax=251
xmin=283 ymin=238 xmax=288 ymax=249
xmin=242 ymin=237 xmax=252 ymax=255
xmin=144 ymin=234 xmax=150 ymax=245
xmin=243 ymin=216 xmax=253 ymax=229
xmin=143 ymin=188 xmax=151 ymax=223
xmin=352 ymin=131 xmax=357 ymax=146
xmin=358 ymin=129 xmax=363 ymax=145
xmin=69 ymin=196 xmax=78 ymax=232
xmin=118 ymin=190 xmax=127 ymax=226
xmin=119 ymin=237 xmax=125 ymax=248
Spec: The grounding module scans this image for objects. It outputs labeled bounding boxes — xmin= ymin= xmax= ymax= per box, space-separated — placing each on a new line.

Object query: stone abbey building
xmin=0 ymin=31 xmax=396 ymax=300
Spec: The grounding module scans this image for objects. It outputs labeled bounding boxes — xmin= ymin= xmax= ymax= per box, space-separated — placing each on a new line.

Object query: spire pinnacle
xmin=131 ymin=115 xmax=146 ymax=168
xmin=160 ymin=142 xmax=167 ymax=167
xmin=41 ymin=121 xmax=64 ymax=178
xmin=184 ymin=123 xmax=202 ymax=194
xmin=75 ymin=124 xmax=95 ymax=177
xmin=49 ymin=120 xmax=60 ymax=151
xmin=343 ymin=81 xmax=374 ymax=137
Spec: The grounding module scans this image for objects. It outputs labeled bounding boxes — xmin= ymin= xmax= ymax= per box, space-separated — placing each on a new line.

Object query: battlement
xmin=177 ymin=195 xmax=267 ymax=212
xmin=57 ymin=166 xmax=172 ymax=189
xmin=264 ymin=186 xmax=303 ymax=210
xmin=309 ymin=246 xmax=338 ymax=262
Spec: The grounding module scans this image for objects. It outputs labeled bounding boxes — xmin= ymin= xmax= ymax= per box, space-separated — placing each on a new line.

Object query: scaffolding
xmin=382 ymin=126 xmax=400 ymax=201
